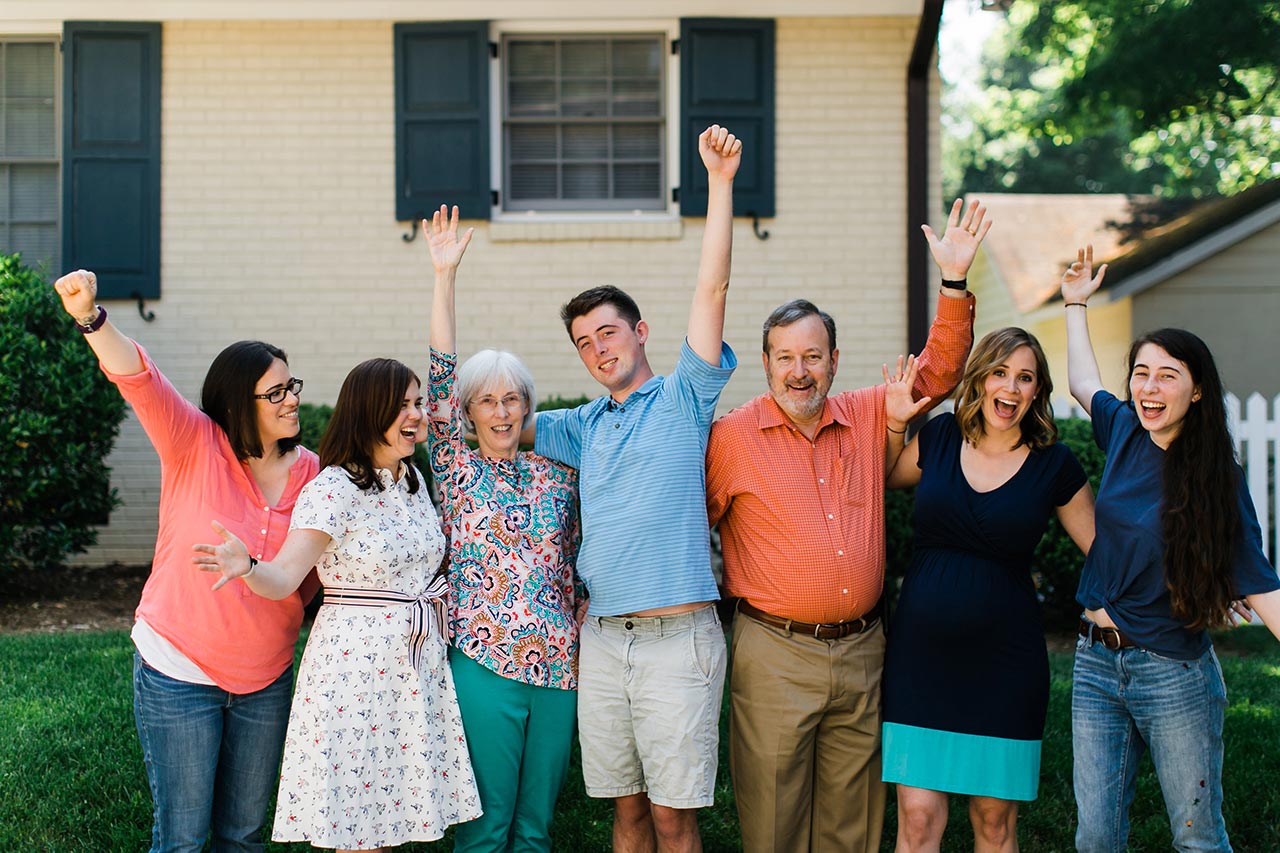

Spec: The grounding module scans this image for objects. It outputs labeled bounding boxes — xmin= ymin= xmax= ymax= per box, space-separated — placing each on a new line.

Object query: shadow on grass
xmin=2 ymin=627 xmax=1279 ymax=851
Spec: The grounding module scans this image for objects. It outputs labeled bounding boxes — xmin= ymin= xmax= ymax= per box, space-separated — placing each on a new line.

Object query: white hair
xmin=455 ymin=349 xmax=537 ymax=434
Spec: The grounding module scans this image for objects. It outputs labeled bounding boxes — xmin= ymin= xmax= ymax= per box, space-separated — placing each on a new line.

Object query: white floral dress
xmin=271 ymin=464 xmax=481 ymax=849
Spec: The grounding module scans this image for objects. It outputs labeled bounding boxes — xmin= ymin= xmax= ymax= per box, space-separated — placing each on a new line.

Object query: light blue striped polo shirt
xmin=536 ymin=338 xmax=737 ymax=616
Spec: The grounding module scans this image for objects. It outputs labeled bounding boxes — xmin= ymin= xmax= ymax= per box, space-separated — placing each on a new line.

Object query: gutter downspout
xmin=907 ymin=0 xmax=946 ymax=355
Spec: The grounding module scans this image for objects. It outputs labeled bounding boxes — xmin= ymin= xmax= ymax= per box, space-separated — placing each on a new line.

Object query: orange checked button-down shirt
xmin=706 ymin=293 xmax=974 ymax=625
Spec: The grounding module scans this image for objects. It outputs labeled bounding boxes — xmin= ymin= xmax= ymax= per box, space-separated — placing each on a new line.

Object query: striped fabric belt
xmin=323 ymin=574 xmax=448 ymax=674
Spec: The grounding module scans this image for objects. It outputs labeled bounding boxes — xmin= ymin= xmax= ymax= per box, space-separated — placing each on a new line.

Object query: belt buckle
xmin=1098 ymin=626 xmax=1123 ymax=650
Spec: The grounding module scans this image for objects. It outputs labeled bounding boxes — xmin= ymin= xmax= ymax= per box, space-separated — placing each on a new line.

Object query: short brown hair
xmin=318 ymin=358 xmax=422 ymax=493
xmin=953 ymin=327 xmax=1057 ymax=450
xmin=559 ymin=286 xmax=641 ymax=339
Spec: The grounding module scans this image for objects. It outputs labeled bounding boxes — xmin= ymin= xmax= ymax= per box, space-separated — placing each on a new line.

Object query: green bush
xmin=884 ymin=417 xmax=1106 ymax=631
xmin=296 ymin=402 xmax=433 ymax=484
xmin=0 ymin=254 xmax=126 ymax=570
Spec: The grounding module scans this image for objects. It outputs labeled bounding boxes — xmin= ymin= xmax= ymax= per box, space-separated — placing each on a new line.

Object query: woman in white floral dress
xmin=194 ymin=356 xmax=481 ymax=851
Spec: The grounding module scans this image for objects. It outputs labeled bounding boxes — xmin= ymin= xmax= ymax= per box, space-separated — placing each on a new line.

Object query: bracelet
xmin=887 ymin=424 xmax=907 ymax=434
xmin=940 ymin=278 xmax=967 ymax=291
xmin=1065 ymin=302 xmax=1088 ymax=308
xmin=245 ymin=556 xmax=258 ymax=578
xmin=75 ymin=305 xmax=107 ymax=334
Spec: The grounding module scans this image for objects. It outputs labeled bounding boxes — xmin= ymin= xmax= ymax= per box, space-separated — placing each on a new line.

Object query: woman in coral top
xmin=54 ymin=269 xmax=319 ymax=853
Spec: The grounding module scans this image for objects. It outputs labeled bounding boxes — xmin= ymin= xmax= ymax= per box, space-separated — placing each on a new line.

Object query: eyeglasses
xmin=469 ymin=393 xmax=524 ymax=414
xmin=253 ymin=377 xmax=304 ymax=404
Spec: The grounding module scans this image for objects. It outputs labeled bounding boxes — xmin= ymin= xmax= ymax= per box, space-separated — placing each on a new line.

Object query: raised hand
xmin=423 ymin=204 xmax=474 ymax=274
xmin=883 ymin=354 xmax=932 ymax=432
xmin=921 ymin=198 xmax=992 ymax=281
xmin=1061 ymin=245 xmax=1107 ymax=305
xmin=52 ymin=269 xmax=99 ymax=319
xmin=699 ymin=124 xmax=742 ymax=182
xmin=192 ymin=520 xmax=253 ymax=591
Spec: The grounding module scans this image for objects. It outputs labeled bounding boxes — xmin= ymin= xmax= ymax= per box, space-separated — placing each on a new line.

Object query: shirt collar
xmin=755 ymin=392 xmax=850 ymax=434
xmin=606 ymin=374 xmax=662 ymax=411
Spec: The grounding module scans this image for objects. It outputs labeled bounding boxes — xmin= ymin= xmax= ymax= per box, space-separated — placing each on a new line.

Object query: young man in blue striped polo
xmin=532 ymin=125 xmax=741 ymax=853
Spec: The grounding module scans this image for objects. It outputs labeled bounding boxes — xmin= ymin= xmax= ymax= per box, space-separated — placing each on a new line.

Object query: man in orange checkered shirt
xmin=706 ymin=199 xmax=990 ymax=853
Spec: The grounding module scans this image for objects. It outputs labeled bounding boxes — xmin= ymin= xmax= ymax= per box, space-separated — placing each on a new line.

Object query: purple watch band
xmin=76 ymin=305 xmax=107 ymax=334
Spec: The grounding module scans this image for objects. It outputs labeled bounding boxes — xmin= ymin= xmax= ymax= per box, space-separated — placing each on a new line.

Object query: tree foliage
xmin=0 ymin=254 xmax=127 ymax=570
xmin=946 ymin=0 xmax=1280 ymax=199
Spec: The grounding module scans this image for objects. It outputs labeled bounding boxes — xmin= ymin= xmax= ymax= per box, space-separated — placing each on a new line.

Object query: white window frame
xmin=489 ymin=19 xmax=680 ymax=223
xmin=0 ymin=34 xmax=62 ymax=269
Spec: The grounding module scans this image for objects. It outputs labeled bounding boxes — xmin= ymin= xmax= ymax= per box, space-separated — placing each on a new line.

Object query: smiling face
xmin=763 ymin=314 xmax=838 ymax=430
xmin=252 ymin=358 xmax=301 ymax=448
xmin=1128 ymin=342 xmax=1201 ymax=448
xmin=468 ymin=385 xmax=526 ymax=460
xmin=570 ymin=304 xmax=651 ymax=400
xmin=980 ymin=345 xmax=1039 ymax=436
xmin=372 ymin=379 xmax=424 ymax=471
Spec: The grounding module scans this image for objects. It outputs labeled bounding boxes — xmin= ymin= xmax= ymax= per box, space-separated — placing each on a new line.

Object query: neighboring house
xmin=967 ymin=183 xmax=1280 ymax=406
xmin=2 ymin=1 xmax=950 ymax=565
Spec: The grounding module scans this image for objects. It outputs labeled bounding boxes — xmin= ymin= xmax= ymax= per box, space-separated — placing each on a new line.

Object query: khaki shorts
xmin=577 ymin=604 xmax=727 ymax=808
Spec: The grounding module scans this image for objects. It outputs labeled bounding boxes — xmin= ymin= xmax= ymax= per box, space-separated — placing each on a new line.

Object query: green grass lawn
xmin=3 ymin=629 xmax=1280 ymax=851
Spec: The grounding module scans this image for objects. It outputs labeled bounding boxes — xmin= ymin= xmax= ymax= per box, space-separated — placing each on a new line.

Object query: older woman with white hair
xmin=423 ymin=206 xmax=584 ymax=853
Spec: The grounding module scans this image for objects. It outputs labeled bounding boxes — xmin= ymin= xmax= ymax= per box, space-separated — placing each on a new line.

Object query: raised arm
xmin=193 ymin=520 xmax=330 ymax=600
xmin=426 ymin=204 xmax=474 ymax=356
xmin=1062 ymin=245 xmax=1108 ymax=414
xmin=53 ymin=270 xmax=144 ymax=375
xmin=883 ymin=354 xmax=931 ymax=480
xmin=923 ymin=198 xmax=991 ymax=301
xmin=687 ymin=124 xmax=742 ymax=364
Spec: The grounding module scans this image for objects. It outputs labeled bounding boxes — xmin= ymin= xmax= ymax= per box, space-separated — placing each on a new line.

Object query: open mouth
xmin=491 ymin=424 xmax=513 ymax=434
xmin=598 ymin=358 xmax=618 ymax=372
xmin=1139 ymin=400 xmax=1166 ymax=417
xmin=993 ymin=398 xmax=1018 ymax=418
xmin=399 ymin=427 xmax=417 ymax=439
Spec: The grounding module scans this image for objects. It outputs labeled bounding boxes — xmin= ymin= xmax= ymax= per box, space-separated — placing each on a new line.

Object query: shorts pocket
xmin=687 ymin=622 xmax=725 ymax=684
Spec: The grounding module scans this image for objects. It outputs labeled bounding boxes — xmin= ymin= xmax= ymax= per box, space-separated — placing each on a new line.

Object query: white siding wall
xmin=78 ymin=16 xmax=927 ymax=564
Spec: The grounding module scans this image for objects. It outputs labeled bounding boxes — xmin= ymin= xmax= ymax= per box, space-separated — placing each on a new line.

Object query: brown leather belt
xmin=1078 ymin=618 xmax=1137 ymax=650
xmin=738 ymin=599 xmax=878 ymax=640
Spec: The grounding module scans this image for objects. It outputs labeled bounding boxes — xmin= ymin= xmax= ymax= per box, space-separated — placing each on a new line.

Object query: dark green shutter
xmin=679 ymin=18 xmax=775 ymax=219
xmin=62 ymin=22 xmax=161 ymax=300
xmin=395 ymin=22 xmax=491 ymax=222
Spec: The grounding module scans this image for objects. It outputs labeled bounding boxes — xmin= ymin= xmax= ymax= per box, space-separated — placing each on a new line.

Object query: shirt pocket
xmin=831 ymin=454 xmax=867 ymax=507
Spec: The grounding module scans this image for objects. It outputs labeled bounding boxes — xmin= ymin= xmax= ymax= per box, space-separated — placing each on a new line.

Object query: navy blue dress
xmin=881 ymin=414 xmax=1086 ymax=800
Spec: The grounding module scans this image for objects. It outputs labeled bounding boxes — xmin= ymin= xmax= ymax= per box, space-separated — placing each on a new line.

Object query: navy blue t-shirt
xmin=1076 ymin=390 xmax=1279 ymax=659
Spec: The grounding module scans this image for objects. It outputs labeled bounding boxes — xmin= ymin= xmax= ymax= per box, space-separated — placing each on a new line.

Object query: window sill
xmin=488 ymin=214 xmax=683 ymax=243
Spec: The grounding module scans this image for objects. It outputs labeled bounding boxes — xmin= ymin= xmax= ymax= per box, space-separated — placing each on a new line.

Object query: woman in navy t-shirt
xmin=1062 ymin=245 xmax=1280 ymax=852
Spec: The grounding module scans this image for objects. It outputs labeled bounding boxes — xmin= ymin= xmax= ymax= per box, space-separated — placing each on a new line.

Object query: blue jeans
xmin=133 ymin=654 xmax=292 ymax=853
xmin=1072 ymin=636 xmax=1230 ymax=852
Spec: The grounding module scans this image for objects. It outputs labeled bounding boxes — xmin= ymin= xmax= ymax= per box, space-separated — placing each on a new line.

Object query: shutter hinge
xmin=671 ymin=39 xmax=679 ymax=55
xmin=491 ymin=189 xmax=500 ymax=205
xmin=672 ymin=187 xmax=680 ymax=203
xmin=489 ymin=41 xmax=499 ymax=58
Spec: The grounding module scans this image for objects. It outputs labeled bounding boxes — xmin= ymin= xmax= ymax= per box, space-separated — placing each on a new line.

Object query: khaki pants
xmin=729 ymin=610 xmax=886 ymax=853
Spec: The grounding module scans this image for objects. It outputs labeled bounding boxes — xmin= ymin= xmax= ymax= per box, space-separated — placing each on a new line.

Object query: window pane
xmin=509 ymin=163 xmax=558 ymax=200
xmin=11 ymin=222 xmax=58 ymax=267
xmin=11 ymin=163 xmax=57 ymax=219
xmin=509 ymin=124 xmax=558 ymax=160
xmin=508 ymin=41 xmax=556 ymax=78
xmin=613 ymin=163 xmax=660 ymax=199
xmin=563 ymin=125 xmax=608 ymax=160
xmin=612 ymin=40 xmax=661 ymax=77
xmin=5 ymin=101 xmax=57 ymax=157
xmin=508 ymin=80 xmax=558 ymax=117
xmin=561 ymin=80 xmax=607 ymax=117
xmin=613 ymin=124 xmax=661 ymax=160
xmin=562 ymin=41 xmax=606 ymax=77
xmin=612 ymin=80 xmax=661 ymax=117
xmin=5 ymin=43 xmax=56 ymax=98
xmin=563 ymin=163 xmax=608 ymax=199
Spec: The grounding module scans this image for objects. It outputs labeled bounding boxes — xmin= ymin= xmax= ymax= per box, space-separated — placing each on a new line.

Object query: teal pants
xmin=450 ymin=646 xmax=578 ymax=853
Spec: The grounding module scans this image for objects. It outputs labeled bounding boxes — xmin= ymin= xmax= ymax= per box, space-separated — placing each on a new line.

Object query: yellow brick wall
xmin=80 ymin=16 xmax=930 ymax=564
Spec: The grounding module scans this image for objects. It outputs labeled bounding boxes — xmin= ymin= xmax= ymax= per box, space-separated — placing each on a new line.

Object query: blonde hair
xmin=953 ymin=327 xmax=1057 ymax=450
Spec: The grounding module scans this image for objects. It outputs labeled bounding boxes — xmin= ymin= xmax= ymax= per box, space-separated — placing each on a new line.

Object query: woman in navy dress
xmin=882 ymin=327 xmax=1095 ymax=852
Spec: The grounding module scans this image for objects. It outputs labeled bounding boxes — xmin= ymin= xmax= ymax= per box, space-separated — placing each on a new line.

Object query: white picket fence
xmin=1049 ymin=394 xmax=1280 ymax=562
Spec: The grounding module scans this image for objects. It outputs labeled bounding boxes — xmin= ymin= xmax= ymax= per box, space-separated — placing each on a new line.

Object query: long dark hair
xmin=318 ymin=358 xmax=421 ymax=494
xmin=1127 ymin=329 xmax=1237 ymax=629
xmin=201 ymin=340 xmax=302 ymax=460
